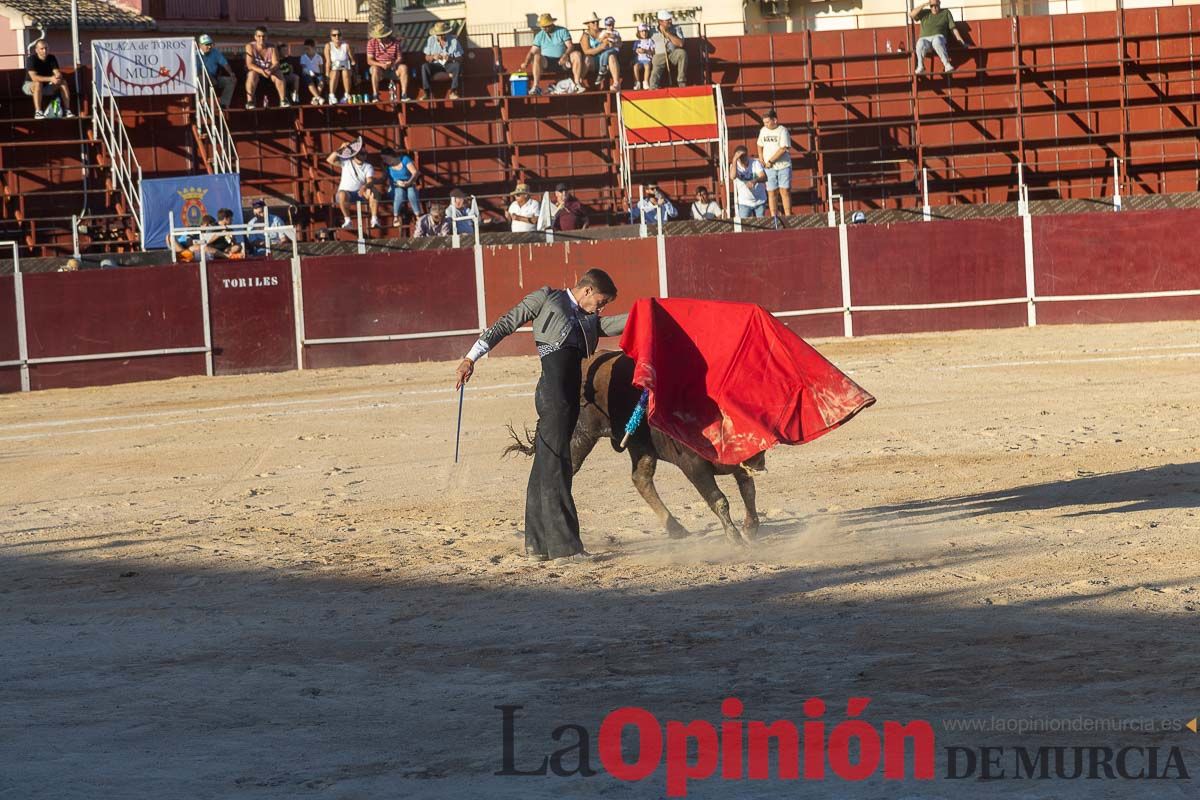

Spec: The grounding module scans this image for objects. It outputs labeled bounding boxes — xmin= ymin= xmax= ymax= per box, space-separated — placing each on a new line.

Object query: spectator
xmin=910 ymin=0 xmax=965 ymax=74
xmin=414 ymin=202 xmax=451 ymax=237
xmin=421 ymin=21 xmax=463 ymax=100
xmin=520 ymin=13 xmax=585 ymax=96
xmin=314 ymin=227 xmax=335 ymax=242
xmin=327 ymin=139 xmax=379 ymax=229
xmin=632 ymin=24 xmax=654 ymax=90
xmin=324 ymin=28 xmax=354 ymax=104
xmin=198 ymin=34 xmax=235 ymax=108
xmin=381 ymin=147 xmax=421 ymax=228
xmin=649 ymin=10 xmax=687 ymax=89
xmin=691 ymin=186 xmax=724 ymax=220
xmin=208 ymin=208 xmax=245 ymax=258
xmin=167 ymin=228 xmax=200 ymax=260
xmin=367 ymin=24 xmax=412 ymax=103
xmin=186 ymin=215 xmax=220 ymax=260
xmin=448 ymin=188 xmax=475 ymax=234
xmin=631 ymin=182 xmax=678 ymax=225
xmin=506 ymin=183 xmax=541 ymax=232
xmin=757 ymin=108 xmax=792 ymax=217
xmin=277 ymin=42 xmax=300 ymax=105
xmin=245 ymin=26 xmax=288 ymax=108
xmin=24 ymin=39 xmax=74 ymax=119
xmin=245 ymin=199 xmax=289 ymax=254
xmin=59 ymin=257 xmax=80 ymax=272
xmin=580 ymin=14 xmax=621 ymax=92
xmin=730 ymin=145 xmax=768 ymax=218
xmin=99 ymin=258 xmax=119 ymax=269
xmin=299 ymin=39 xmax=328 ymax=104
xmin=551 ymin=183 xmax=589 ymax=231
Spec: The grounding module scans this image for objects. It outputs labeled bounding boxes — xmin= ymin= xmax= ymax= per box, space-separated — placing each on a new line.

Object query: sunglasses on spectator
xmin=331 ymin=33 xmax=341 ymax=37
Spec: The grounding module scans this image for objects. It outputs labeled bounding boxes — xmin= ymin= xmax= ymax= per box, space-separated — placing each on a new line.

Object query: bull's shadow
xmin=843 ymin=462 xmax=1200 ymax=530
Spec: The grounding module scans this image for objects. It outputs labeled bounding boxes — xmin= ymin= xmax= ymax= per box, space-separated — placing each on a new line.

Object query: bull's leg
xmin=680 ymin=463 xmax=744 ymax=546
xmin=734 ymin=469 xmax=760 ymax=541
xmin=629 ymin=445 xmax=688 ymax=538
xmin=570 ymin=431 xmax=599 ymax=476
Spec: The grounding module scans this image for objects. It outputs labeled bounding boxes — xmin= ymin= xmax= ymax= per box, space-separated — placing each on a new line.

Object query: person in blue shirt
xmin=519 ymin=13 xmax=585 ymax=95
xmin=244 ymin=199 xmax=290 ymax=255
xmin=447 ymin=189 xmax=475 ymax=235
xmin=630 ymin=182 xmax=679 ymax=225
xmin=197 ymin=35 xmax=236 ymax=107
xmin=382 ymin=147 xmax=421 ymax=229
xmin=421 ymin=21 xmax=464 ymax=100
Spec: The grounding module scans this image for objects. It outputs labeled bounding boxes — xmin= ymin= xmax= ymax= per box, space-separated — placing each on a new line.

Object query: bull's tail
xmin=502 ymin=423 xmax=536 ymax=458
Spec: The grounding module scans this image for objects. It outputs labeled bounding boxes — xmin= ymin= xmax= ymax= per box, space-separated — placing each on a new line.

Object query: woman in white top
xmin=324 ymin=28 xmax=354 ymax=104
xmin=756 ymin=107 xmax=792 ymax=217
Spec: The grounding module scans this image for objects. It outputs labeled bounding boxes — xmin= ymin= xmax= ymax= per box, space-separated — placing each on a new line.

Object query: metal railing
xmin=195 ymin=67 xmax=240 ymax=176
xmin=90 ymin=87 xmax=144 ymax=242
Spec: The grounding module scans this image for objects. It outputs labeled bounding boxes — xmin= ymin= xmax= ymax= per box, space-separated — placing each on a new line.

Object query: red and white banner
xmin=93 ymin=38 xmax=196 ymax=97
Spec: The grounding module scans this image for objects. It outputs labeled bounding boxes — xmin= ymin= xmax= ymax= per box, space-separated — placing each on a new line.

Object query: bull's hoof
xmin=723 ymin=528 xmax=749 ymax=548
xmin=742 ymin=519 xmax=760 ymax=542
xmin=665 ymin=518 xmax=690 ymax=539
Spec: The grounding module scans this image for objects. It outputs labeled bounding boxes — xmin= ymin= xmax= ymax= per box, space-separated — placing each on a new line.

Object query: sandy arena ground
xmin=2 ymin=320 xmax=1199 ymax=799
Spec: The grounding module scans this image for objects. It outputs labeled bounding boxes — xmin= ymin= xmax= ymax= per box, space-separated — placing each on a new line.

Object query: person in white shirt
xmin=324 ymin=28 xmax=354 ymax=104
xmin=730 ymin=145 xmax=768 ymax=219
xmin=506 ymin=183 xmax=541 ymax=232
xmin=756 ymin=107 xmax=792 ymax=217
xmin=325 ymin=138 xmax=380 ymax=229
xmin=299 ymin=39 xmax=327 ymax=104
xmin=690 ymin=186 xmax=724 ymax=220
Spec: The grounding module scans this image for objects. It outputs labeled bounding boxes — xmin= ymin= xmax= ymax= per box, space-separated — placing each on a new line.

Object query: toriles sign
xmin=93 ymin=38 xmax=196 ymax=97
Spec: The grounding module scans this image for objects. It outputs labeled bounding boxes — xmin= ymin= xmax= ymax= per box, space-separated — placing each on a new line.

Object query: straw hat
xmin=336 ymin=136 xmax=364 ymax=160
xmin=582 ymin=12 xmax=601 ymax=25
xmin=430 ymin=21 xmax=453 ymax=36
xmin=536 ymin=13 xmax=557 ymax=27
xmin=369 ymin=24 xmax=393 ymax=39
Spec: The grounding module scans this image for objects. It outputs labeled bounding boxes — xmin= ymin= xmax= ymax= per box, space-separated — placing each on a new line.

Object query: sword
xmin=454 ymin=383 xmax=465 ymax=463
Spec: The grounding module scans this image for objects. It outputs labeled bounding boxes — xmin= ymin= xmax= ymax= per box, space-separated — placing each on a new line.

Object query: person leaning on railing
xmin=197 ymin=34 xmax=235 ymax=108
xmin=910 ymin=0 xmax=965 ymax=75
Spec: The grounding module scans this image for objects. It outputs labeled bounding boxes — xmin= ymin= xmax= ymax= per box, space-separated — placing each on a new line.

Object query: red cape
xmin=618 ymin=298 xmax=875 ymax=465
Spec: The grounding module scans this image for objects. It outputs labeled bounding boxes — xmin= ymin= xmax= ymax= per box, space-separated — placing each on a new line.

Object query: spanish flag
xmin=620 ymin=86 xmax=719 ymax=146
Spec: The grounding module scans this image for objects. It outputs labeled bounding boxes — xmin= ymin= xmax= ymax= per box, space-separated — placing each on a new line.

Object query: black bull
xmin=506 ymin=351 xmax=764 ymax=546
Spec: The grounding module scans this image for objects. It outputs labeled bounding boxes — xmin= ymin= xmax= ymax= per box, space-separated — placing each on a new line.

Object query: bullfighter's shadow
xmin=842 ymin=462 xmax=1200 ymax=531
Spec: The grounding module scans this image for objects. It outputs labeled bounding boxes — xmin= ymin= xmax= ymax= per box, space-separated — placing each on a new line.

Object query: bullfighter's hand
xmin=455 ymin=358 xmax=474 ymax=389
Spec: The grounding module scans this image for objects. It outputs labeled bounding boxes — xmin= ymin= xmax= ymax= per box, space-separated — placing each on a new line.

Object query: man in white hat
xmin=649 ymin=10 xmax=687 ymax=89
xmin=520 ymin=13 xmax=585 ymax=95
xmin=325 ymin=138 xmax=381 ymax=230
xmin=506 ymin=183 xmax=542 ymax=232
xmin=367 ymin=24 xmax=411 ymax=102
xmin=421 ymin=21 xmax=463 ymax=100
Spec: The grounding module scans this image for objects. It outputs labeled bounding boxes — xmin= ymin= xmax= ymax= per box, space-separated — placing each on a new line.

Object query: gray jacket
xmin=471 ymin=286 xmax=627 ymax=358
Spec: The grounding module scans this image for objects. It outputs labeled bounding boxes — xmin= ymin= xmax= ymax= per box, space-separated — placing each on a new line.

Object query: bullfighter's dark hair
xmin=576 ymin=268 xmax=617 ymax=297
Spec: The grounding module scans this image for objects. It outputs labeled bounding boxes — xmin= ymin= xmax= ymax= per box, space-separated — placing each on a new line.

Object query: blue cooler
xmin=510 ymin=72 xmax=529 ymax=97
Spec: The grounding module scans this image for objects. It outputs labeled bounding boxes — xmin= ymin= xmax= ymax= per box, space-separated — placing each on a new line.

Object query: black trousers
xmin=525 ymin=347 xmax=584 ymax=558
xmin=421 ymin=60 xmax=462 ymax=91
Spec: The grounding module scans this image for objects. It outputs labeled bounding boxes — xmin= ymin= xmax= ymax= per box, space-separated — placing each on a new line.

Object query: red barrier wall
xmin=22 ymin=266 xmax=207 ymax=390
xmin=665 ymin=228 xmax=845 ymax=339
xmin=0 ymin=275 xmax=21 ymax=393
xmin=208 ymin=260 xmax=297 ymax=375
xmin=482 ymin=239 xmax=661 ymax=357
xmin=847 ymin=218 xmax=1029 ymax=336
xmin=1033 ymin=209 xmax=1200 ymax=325
xmin=300 ymin=251 xmax=479 ymax=369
